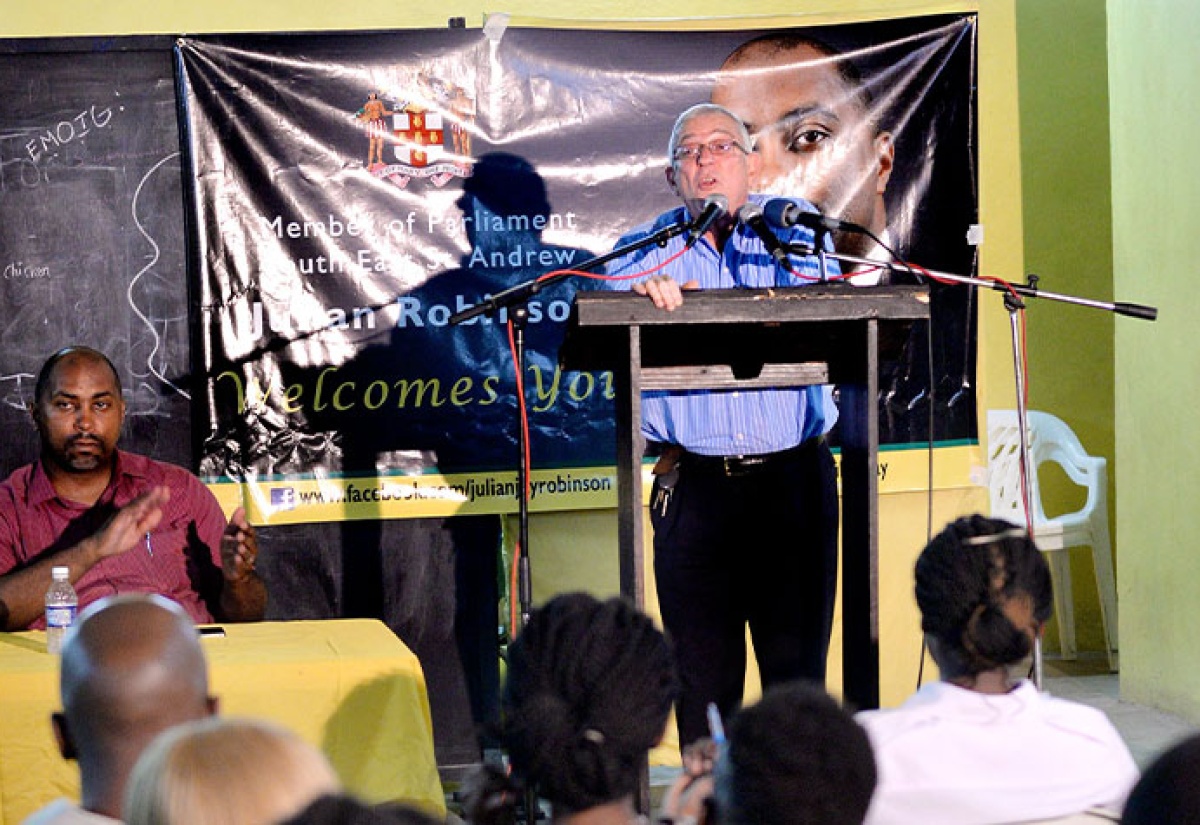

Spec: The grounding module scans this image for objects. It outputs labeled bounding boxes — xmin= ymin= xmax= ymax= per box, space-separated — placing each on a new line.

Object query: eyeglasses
xmin=671 ymin=139 xmax=748 ymax=164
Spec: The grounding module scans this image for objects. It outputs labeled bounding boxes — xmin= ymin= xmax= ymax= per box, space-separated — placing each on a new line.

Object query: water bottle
xmin=45 ymin=566 xmax=78 ymax=655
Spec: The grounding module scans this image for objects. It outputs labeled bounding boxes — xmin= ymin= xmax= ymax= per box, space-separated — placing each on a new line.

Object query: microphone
xmin=685 ymin=194 xmax=728 ymax=248
xmin=762 ymin=198 xmax=864 ymax=235
xmin=736 ymin=202 xmax=789 ymax=267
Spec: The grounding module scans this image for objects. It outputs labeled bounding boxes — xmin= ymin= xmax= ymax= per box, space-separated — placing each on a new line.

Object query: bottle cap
xmin=51 ymin=566 xmax=69 ymax=580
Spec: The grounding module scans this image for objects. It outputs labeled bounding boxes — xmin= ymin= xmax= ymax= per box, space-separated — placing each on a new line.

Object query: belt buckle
xmin=722 ymin=455 xmax=767 ymax=477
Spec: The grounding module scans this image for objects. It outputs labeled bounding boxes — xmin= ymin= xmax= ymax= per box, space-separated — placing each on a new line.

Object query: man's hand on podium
xmin=632 ymin=275 xmax=700 ymax=311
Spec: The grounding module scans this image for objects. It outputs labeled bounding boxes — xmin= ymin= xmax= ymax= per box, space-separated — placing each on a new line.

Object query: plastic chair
xmin=987 ymin=410 xmax=1118 ymax=671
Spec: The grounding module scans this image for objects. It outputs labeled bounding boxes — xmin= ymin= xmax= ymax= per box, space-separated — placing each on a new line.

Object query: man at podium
xmin=603 ymin=103 xmax=841 ymax=747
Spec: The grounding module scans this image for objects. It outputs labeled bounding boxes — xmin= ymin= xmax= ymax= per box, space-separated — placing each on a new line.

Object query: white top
xmin=22 ymin=799 xmax=121 ymax=825
xmin=856 ymin=680 xmax=1139 ymax=825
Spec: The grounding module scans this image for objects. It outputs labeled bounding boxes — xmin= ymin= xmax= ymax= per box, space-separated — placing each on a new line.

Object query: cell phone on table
xmin=198 ymin=625 xmax=226 ymax=637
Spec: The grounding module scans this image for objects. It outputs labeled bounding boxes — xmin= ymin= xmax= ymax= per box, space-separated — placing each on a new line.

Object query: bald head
xmin=34 ymin=346 xmax=122 ymax=406
xmin=56 ymin=594 xmax=216 ymax=817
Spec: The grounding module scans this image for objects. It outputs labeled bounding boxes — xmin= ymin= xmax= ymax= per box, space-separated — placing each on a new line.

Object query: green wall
xmin=1015 ymin=0 xmax=1114 ymax=654
xmin=1109 ymin=0 xmax=1200 ymax=717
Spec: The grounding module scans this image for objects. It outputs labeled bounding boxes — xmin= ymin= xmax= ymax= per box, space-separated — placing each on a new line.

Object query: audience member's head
xmin=280 ymin=794 xmax=440 ymax=825
xmin=52 ymin=593 xmax=216 ymax=819
xmin=915 ymin=514 xmax=1052 ymax=686
xmin=1122 ymin=733 xmax=1200 ymax=824
xmin=713 ymin=681 xmax=876 ymax=825
xmin=477 ymin=592 xmax=679 ymax=822
xmin=123 ymin=716 xmax=341 ymax=825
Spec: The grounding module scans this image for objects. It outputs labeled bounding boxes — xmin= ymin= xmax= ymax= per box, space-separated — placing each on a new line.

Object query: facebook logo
xmin=271 ymin=487 xmax=297 ymax=511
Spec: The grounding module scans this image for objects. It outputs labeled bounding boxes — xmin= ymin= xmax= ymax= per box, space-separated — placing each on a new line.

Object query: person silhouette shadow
xmin=270 ymin=152 xmax=608 ymax=766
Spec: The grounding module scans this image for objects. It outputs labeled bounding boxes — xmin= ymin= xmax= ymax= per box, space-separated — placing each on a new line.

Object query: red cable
xmin=505 ymin=318 xmax=532 ymax=637
xmin=501 ymin=248 xmax=692 ymax=635
xmin=536 ymin=243 xmax=690 ymax=285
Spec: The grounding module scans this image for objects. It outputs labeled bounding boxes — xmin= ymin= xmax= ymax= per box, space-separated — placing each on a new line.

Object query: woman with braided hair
xmin=857 ymin=515 xmax=1138 ymax=824
xmin=463 ymin=592 xmax=679 ymax=825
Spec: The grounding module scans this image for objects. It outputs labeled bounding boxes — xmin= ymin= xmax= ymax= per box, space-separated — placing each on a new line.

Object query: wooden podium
xmin=564 ymin=284 xmax=929 ymax=710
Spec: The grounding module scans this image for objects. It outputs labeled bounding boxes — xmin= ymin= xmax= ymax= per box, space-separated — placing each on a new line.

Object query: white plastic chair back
xmin=986 ymin=410 xmax=1118 ymax=671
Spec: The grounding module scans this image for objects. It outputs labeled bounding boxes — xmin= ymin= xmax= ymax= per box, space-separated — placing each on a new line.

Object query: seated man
xmin=24 ymin=593 xmax=218 ymax=825
xmin=0 ymin=346 xmax=265 ymax=629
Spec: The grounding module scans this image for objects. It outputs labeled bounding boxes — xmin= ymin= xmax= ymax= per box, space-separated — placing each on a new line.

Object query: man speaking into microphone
xmin=603 ymin=102 xmax=841 ymax=748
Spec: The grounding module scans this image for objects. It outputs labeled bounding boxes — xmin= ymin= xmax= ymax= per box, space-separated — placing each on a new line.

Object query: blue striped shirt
xmin=604 ymin=195 xmax=840 ymax=456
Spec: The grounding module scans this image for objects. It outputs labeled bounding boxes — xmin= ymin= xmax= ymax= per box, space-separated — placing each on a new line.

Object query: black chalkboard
xmin=0 ymin=37 xmax=192 ymax=476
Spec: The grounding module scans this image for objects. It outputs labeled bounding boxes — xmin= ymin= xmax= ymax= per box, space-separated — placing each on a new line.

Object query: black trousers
xmin=650 ymin=438 xmax=839 ymax=746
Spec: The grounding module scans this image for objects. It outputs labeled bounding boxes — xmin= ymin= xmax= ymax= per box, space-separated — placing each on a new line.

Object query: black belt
xmin=680 ymin=436 xmax=824 ymax=478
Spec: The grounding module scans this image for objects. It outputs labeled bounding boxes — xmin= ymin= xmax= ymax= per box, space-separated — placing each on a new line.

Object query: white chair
xmin=987 ymin=410 xmax=1118 ymax=671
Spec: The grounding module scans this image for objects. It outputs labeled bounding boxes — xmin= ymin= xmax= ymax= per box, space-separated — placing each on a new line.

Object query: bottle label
xmin=46 ymin=605 xmax=77 ymax=628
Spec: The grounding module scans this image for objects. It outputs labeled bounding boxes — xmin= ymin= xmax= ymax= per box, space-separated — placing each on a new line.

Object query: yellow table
xmin=0 ymin=619 xmax=445 ymax=825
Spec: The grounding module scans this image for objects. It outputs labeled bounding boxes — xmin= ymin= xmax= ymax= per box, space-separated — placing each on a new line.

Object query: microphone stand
xmin=449 ymin=217 xmax=693 ymax=633
xmin=781 ymin=241 xmax=1158 ymax=322
xmin=784 ymin=241 xmax=1157 ymax=689
xmin=814 ymin=227 xmax=834 ymax=284
xmin=451 ymin=218 xmax=692 ymax=825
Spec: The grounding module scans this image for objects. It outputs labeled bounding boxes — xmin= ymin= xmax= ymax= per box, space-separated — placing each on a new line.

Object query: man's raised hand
xmin=93 ymin=486 xmax=170 ymax=560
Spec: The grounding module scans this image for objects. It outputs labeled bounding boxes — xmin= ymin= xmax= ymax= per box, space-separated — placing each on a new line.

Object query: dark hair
xmin=1122 ymin=733 xmax=1200 ymax=825
xmin=280 ymin=794 xmax=440 ymax=825
xmin=915 ymin=515 xmax=1052 ymax=679
xmin=34 ymin=346 xmax=122 ymax=404
xmin=713 ymin=681 xmax=877 ymax=825
xmin=496 ymin=592 xmax=678 ymax=814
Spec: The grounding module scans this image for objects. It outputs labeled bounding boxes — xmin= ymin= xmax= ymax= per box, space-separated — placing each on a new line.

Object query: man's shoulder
xmin=604 ymin=206 xmax=689 ymax=285
xmin=747 ymin=192 xmax=818 ymax=210
xmin=0 ymin=461 xmax=36 ymax=491
xmin=117 ymin=450 xmax=202 ymax=487
xmin=0 ymin=461 xmax=41 ymax=505
xmin=615 ymin=206 xmax=688 ymax=246
xmin=115 ymin=451 xmax=219 ymax=515
xmin=22 ymin=799 xmax=119 ymax=825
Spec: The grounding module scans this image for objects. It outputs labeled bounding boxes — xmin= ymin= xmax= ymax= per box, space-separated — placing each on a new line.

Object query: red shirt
xmin=0 ymin=450 xmax=227 ymax=628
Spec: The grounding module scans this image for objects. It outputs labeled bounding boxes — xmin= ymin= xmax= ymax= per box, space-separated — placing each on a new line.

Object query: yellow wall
xmin=1108 ymin=0 xmax=1200 ymax=718
xmin=4 ymin=0 xmax=1026 ymax=711
xmin=520 ymin=463 xmax=987 ymax=762
xmin=518 ymin=447 xmax=988 ymax=709
xmin=6 ymin=1 xmax=992 ymax=39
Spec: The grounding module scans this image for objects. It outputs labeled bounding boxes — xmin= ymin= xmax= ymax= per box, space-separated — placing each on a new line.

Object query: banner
xmin=178 ymin=15 xmax=978 ymax=521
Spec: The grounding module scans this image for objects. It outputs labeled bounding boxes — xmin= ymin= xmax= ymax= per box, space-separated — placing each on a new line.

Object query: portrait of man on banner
xmin=707 ymin=20 xmax=978 ymax=443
